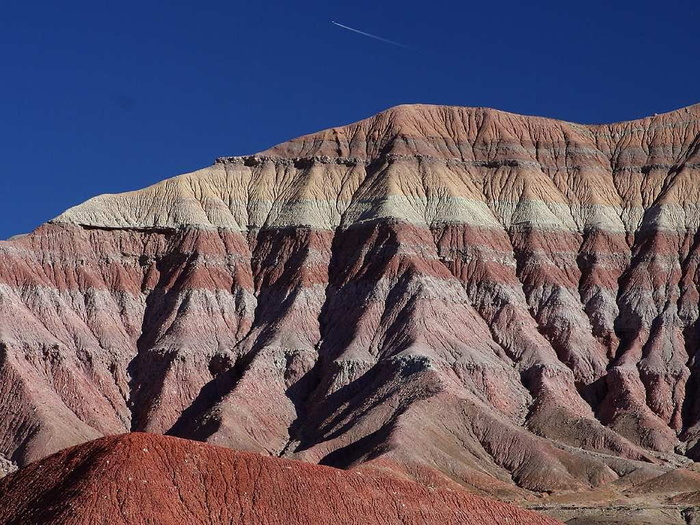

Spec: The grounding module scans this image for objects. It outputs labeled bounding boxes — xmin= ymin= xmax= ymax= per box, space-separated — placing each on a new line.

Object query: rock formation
xmin=0 ymin=454 xmax=16 ymax=477
xmin=1 ymin=103 xmax=700 ymax=512
xmin=0 ymin=433 xmax=560 ymax=524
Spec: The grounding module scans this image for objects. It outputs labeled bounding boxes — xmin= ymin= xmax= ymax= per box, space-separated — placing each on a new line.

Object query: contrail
xmin=331 ymin=20 xmax=408 ymax=49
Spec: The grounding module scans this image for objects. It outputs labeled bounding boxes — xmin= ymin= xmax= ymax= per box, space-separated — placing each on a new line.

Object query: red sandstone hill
xmin=2 ymin=103 xmax=700 ymax=522
xmin=0 ymin=433 xmax=560 ymax=524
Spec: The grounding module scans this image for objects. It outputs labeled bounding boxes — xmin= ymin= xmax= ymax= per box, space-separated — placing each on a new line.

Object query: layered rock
xmin=1 ymin=103 xmax=700 ymax=502
xmin=0 ymin=433 xmax=561 ymax=525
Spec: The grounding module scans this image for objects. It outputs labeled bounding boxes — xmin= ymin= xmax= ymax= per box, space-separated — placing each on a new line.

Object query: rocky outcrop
xmin=0 ymin=453 xmax=16 ymax=477
xmin=1 ymin=103 xmax=700 ymax=501
xmin=0 ymin=433 xmax=561 ymax=525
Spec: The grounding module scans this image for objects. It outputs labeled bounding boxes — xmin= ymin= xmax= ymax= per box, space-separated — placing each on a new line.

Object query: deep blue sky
xmin=1 ymin=0 xmax=698 ymax=239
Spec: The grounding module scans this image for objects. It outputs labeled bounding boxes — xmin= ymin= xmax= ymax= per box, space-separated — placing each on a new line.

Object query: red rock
xmin=0 ymin=433 xmax=561 ymax=525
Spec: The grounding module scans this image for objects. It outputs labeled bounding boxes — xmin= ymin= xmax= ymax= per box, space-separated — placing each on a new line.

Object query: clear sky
xmin=1 ymin=0 xmax=698 ymax=239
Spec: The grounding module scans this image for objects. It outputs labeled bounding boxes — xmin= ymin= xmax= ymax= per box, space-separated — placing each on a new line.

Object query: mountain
xmin=1 ymin=103 xmax=700 ymax=520
xmin=0 ymin=433 xmax=560 ymax=524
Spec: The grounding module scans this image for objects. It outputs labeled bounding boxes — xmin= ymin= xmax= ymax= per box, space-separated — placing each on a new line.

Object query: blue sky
xmin=1 ymin=0 xmax=698 ymax=239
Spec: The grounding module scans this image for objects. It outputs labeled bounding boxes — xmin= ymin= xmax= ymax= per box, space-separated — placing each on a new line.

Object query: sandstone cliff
xmin=1 ymin=103 xmax=700 ymax=503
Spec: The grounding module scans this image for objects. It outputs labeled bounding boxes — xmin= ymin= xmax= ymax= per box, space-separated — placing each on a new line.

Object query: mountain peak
xmin=49 ymin=102 xmax=700 ymax=233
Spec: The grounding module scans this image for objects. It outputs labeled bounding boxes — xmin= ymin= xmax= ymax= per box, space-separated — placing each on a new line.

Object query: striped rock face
xmin=2 ymin=103 xmax=700 ymax=502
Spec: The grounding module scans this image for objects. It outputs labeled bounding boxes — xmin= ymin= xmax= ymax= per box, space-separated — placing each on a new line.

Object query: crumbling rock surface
xmin=2 ymin=103 xmax=700 ymax=507
xmin=0 ymin=454 xmax=16 ymax=477
xmin=0 ymin=433 xmax=561 ymax=524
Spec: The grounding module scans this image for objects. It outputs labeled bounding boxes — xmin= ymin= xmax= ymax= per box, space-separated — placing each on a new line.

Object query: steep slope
xmin=1 ymin=103 xmax=700 ymax=504
xmin=0 ymin=433 xmax=561 ymax=525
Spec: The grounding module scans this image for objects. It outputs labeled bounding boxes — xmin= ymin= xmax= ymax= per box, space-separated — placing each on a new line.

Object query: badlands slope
xmin=1 ymin=103 xmax=700 ymax=518
xmin=0 ymin=433 xmax=560 ymax=524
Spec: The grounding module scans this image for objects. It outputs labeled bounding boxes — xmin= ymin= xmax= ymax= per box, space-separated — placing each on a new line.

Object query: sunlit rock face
xmin=2 ymin=103 xmax=700 ymax=499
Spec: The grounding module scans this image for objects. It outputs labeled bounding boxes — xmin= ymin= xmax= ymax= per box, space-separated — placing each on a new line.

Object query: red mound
xmin=0 ymin=433 xmax=559 ymax=525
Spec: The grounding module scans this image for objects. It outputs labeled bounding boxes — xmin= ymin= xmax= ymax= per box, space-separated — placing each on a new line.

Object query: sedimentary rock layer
xmin=0 ymin=433 xmax=561 ymax=525
xmin=1 ymin=103 xmax=700 ymax=500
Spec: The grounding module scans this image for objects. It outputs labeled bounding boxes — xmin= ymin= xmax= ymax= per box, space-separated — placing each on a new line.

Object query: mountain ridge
xmin=2 ymin=103 xmax=700 ymax=523
xmin=50 ymin=102 xmax=700 ymax=233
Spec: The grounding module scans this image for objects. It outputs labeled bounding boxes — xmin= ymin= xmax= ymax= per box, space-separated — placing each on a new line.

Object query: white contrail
xmin=331 ymin=20 xmax=408 ymax=49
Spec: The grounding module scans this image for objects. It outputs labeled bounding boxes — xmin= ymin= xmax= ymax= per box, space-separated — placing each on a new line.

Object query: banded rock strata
xmin=2 ymin=103 xmax=700 ymax=504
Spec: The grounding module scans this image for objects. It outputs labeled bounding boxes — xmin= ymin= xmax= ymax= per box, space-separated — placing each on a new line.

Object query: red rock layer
xmin=0 ymin=433 xmax=561 ymax=525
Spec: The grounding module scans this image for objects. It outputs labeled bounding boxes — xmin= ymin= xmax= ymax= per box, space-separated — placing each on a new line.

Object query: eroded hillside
xmin=1 ymin=104 xmax=700 ymax=506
